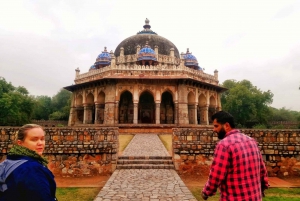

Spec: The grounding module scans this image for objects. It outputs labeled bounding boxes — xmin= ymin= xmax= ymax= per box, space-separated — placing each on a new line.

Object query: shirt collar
xmin=225 ymin=129 xmax=240 ymax=138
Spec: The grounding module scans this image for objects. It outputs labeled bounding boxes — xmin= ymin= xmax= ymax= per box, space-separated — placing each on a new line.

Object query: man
xmin=201 ymin=111 xmax=269 ymax=200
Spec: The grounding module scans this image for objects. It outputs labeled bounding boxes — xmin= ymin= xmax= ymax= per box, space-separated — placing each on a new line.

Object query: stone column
xmin=174 ymin=102 xmax=178 ymax=124
xmin=155 ymin=102 xmax=160 ymax=124
xmin=133 ymin=102 xmax=138 ymax=124
xmin=204 ymin=105 xmax=209 ymax=125
xmin=94 ymin=104 xmax=100 ymax=124
xmin=194 ymin=104 xmax=197 ymax=125
xmin=83 ymin=105 xmax=93 ymax=124
xmin=114 ymin=101 xmax=119 ymax=124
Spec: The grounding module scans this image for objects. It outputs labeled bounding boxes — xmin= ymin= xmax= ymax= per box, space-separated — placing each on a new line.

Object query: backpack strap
xmin=0 ymin=159 xmax=28 ymax=192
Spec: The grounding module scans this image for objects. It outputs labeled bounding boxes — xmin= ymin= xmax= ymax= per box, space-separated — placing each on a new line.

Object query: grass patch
xmin=119 ymin=134 xmax=134 ymax=152
xmin=56 ymin=187 xmax=101 ymax=201
xmin=158 ymin=134 xmax=172 ymax=151
xmin=190 ymin=187 xmax=300 ymax=201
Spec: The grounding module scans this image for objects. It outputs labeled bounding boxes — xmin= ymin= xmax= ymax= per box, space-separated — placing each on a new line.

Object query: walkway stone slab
xmin=94 ymin=134 xmax=197 ymax=200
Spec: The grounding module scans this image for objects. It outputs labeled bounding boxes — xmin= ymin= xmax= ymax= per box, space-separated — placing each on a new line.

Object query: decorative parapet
xmin=116 ymin=54 xmax=181 ymax=65
xmin=75 ymin=63 xmax=218 ymax=85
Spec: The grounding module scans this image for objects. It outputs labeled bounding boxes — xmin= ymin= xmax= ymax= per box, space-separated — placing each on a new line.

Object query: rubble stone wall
xmin=0 ymin=127 xmax=118 ymax=177
xmin=173 ymin=128 xmax=300 ymax=178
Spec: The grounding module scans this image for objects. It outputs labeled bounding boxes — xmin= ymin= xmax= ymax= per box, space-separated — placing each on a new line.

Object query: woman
xmin=0 ymin=124 xmax=57 ymax=201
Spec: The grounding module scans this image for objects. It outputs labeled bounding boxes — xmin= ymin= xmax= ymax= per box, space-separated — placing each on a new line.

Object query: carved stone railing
xmin=75 ymin=64 xmax=218 ymax=85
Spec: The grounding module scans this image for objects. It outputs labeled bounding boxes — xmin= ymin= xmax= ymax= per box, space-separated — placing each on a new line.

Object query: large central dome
xmin=114 ymin=19 xmax=180 ymax=58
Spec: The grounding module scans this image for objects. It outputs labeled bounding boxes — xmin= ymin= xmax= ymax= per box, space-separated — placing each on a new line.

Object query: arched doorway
xmin=119 ymin=91 xmax=133 ymax=123
xmin=198 ymin=94 xmax=207 ymax=124
xmin=138 ymin=91 xmax=155 ymax=124
xmin=160 ymin=91 xmax=174 ymax=124
xmin=86 ymin=93 xmax=95 ymax=124
xmin=96 ymin=92 xmax=105 ymax=124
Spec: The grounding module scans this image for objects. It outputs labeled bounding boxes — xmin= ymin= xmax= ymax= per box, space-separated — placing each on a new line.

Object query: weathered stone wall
xmin=0 ymin=127 xmax=118 ymax=177
xmin=173 ymin=128 xmax=300 ymax=178
xmin=31 ymin=120 xmax=68 ymax=127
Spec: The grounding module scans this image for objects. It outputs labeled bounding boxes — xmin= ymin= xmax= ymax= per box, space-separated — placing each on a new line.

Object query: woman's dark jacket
xmin=0 ymin=155 xmax=57 ymax=201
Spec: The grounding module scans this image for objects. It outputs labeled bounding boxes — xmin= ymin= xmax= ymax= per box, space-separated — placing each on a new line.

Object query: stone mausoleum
xmin=64 ymin=19 xmax=226 ymax=126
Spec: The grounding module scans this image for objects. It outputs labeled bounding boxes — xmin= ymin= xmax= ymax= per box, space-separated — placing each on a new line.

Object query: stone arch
xmin=138 ymin=91 xmax=155 ymax=124
xmin=161 ymin=88 xmax=175 ymax=102
xmin=96 ymin=92 xmax=105 ymax=124
xmin=187 ymin=92 xmax=195 ymax=124
xmin=76 ymin=94 xmax=83 ymax=106
xmin=119 ymin=90 xmax=133 ymax=123
xmin=85 ymin=93 xmax=95 ymax=124
xmin=208 ymin=95 xmax=217 ymax=124
xmin=197 ymin=93 xmax=207 ymax=124
xmin=160 ymin=91 xmax=174 ymax=124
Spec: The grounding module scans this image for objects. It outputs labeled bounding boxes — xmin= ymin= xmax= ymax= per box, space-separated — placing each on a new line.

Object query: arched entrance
xmin=160 ymin=91 xmax=174 ymax=124
xmin=86 ymin=93 xmax=95 ymax=124
xmin=119 ymin=91 xmax=133 ymax=123
xmin=138 ymin=91 xmax=155 ymax=124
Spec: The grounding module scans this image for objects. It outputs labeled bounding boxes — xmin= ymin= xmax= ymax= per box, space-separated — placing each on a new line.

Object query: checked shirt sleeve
xmin=203 ymin=143 xmax=229 ymax=196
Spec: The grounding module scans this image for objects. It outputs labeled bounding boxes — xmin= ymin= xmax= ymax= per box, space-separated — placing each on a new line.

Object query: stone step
xmin=117 ymin=156 xmax=175 ymax=169
xmin=118 ymin=156 xmax=172 ymax=160
xmin=117 ymin=159 xmax=173 ymax=165
xmin=116 ymin=164 xmax=175 ymax=169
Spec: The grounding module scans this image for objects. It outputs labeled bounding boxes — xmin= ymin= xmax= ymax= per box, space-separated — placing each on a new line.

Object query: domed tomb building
xmin=64 ymin=19 xmax=226 ymax=126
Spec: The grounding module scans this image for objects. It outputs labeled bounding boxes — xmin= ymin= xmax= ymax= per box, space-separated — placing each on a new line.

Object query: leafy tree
xmin=221 ymin=79 xmax=273 ymax=127
xmin=49 ymin=89 xmax=71 ymax=120
xmin=0 ymin=78 xmax=35 ymax=126
xmin=32 ymin=96 xmax=52 ymax=120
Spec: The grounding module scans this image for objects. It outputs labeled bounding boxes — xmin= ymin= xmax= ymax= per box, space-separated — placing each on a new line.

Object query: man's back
xmin=203 ymin=129 xmax=269 ymax=201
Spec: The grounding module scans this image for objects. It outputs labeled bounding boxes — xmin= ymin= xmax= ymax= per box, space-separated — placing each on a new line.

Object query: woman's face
xmin=17 ymin=127 xmax=45 ymax=156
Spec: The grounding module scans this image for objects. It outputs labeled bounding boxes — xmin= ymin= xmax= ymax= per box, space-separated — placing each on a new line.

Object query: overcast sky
xmin=1 ymin=0 xmax=300 ymax=111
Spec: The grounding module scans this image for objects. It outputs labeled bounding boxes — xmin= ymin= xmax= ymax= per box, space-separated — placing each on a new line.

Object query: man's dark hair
xmin=211 ymin=111 xmax=235 ymax=128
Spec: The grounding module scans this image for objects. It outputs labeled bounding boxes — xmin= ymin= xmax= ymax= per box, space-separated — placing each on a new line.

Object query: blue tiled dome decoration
xmin=137 ymin=43 xmax=157 ymax=61
xmin=95 ymin=47 xmax=111 ymax=65
xmin=89 ymin=64 xmax=96 ymax=71
xmin=184 ymin=49 xmax=200 ymax=69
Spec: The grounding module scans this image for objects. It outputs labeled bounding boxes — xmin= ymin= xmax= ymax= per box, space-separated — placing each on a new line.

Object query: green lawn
xmin=190 ymin=187 xmax=300 ymax=201
xmin=56 ymin=187 xmax=300 ymax=201
xmin=56 ymin=187 xmax=101 ymax=201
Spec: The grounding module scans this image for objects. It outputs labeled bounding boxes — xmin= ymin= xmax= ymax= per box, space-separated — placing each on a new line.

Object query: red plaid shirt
xmin=203 ymin=129 xmax=269 ymax=201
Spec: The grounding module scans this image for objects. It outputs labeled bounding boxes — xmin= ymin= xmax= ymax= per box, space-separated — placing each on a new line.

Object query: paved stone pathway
xmin=94 ymin=134 xmax=197 ymax=201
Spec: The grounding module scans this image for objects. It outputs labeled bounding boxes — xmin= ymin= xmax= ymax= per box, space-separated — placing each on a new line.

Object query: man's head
xmin=211 ymin=111 xmax=235 ymax=139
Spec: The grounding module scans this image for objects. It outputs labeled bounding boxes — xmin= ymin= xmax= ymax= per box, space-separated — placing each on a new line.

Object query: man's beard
xmin=217 ymin=127 xmax=226 ymax=139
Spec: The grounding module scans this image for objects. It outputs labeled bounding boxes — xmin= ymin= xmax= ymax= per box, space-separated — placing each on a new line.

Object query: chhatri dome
xmin=183 ymin=48 xmax=202 ymax=70
xmin=94 ymin=47 xmax=111 ymax=68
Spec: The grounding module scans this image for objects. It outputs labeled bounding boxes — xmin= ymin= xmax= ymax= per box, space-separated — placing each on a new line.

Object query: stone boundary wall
xmin=0 ymin=127 xmax=118 ymax=177
xmin=31 ymin=120 xmax=68 ymax=127
xmin=173 ymin=128 xmax=300 ymax=178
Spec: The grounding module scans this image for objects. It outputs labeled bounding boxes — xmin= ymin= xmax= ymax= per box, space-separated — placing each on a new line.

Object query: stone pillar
xmin=174 ymin=102 xmax=178 ymax=124
xmin=217 ymin=93 xmax=222 ymax=111
xmin=83 ymin=105 xmax=93 ymax=124
xmin=194 ymin=104 xmax=197 ymax=125
xmin=156 ymin=102 xmax=160 ymax=124
xmin=204 ymin=105 xmax=209 ymax=125
xmin=115 ymin=101 xmax=119 ymax=124
xmin=95 ymin=104 xmax=100 ymax=124
xmin=68 ymin=93 xmax=76 ymax=126
xmin=104 ymin=103 xmax=115 ymax=125
xmin=133 ymin=102 xmax=138 ymax=124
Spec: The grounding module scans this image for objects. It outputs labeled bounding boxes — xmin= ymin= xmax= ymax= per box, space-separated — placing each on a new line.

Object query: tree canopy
xmin=221 ymin=79 xmax=274 ymax=127
xmin=0 ymin=77 xmax=35 ymax=126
